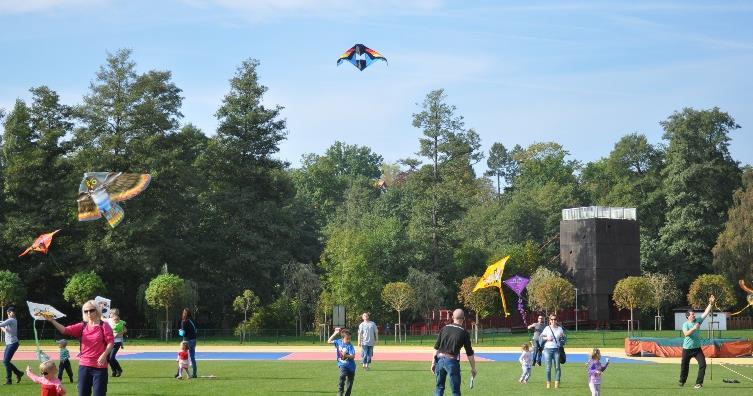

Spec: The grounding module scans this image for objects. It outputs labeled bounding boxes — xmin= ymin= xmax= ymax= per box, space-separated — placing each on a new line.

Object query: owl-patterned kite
xmin=77 ymin=172 xmax=151 ymax=228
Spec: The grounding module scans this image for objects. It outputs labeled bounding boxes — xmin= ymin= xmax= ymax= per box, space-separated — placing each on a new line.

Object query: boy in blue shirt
xmin=328 ymin=328 xmax=356 ymax=396
xmin=679 ymin=294 xmax=715 ymax=389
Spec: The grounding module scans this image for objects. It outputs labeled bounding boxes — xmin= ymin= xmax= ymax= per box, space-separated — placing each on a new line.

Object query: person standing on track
xmin=357 ymin=313 xmax=378 ymax=371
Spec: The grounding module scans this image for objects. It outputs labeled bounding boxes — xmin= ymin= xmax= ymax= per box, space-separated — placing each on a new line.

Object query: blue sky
xmin=1 ymin=0 xmax=751 ymax=173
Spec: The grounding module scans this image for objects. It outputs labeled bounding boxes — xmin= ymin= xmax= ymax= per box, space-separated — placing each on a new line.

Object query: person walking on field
xmin=179 ymin=308 xmax=198 ymax=378
xmin=431 ymin=309 xmax=477 ymax=396
xmin=527 ymin=315 xmax=545 ymax=366
xmin=679 ymin=294 xmax=715 ymax=389
xmin=1 ymin=307 xmax=24 ymax=385
xmin=357 ymin=313 xmax=378 ymax=371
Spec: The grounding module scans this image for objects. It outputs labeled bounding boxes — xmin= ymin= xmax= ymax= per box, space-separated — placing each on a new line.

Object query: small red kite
xmin=19 ymin=230 xmax=61 ymax=257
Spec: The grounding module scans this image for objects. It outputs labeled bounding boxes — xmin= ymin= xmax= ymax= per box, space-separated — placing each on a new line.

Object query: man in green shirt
xmin=679 ymin=294 xmax=715 ymax=389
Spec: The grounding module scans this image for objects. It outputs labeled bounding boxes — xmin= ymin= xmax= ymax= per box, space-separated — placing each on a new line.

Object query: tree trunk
xmin=497 ymin=174 xmax=501 ymax=197
xmin=475 ymin=311 xmax=479 ymax=344
xmin=398 ymin=310 xmax=402 ymax=342
xmin=165 ymin=305 xmax=170 ymax=342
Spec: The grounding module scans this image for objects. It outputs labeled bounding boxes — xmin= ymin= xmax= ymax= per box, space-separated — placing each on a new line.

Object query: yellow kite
xmin=473 ymin=256 xmax=510 ymax=317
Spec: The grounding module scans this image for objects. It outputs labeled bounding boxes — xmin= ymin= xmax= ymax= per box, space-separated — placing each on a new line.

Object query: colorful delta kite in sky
xmin=337 ymin=44 xmax=388 ymax=71
xmin=77 ymin=172 xmax=151 ymax=228
xmin=19 ymin=229 xmax=60 ymax=257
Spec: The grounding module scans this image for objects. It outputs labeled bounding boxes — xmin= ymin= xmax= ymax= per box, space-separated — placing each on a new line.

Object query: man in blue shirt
xmin=679 ymin=294 xmax=715 ymax=389
xmin=328 ymin=328 xmax=356 ymax=396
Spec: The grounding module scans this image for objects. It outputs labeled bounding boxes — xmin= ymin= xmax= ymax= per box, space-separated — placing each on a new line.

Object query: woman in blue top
xmin=0 ymin=307 xmax=24 ymax=385
xmin=178 ymin=308 xmax=198 ymax=378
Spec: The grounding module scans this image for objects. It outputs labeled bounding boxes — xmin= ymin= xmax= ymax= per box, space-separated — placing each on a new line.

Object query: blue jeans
xmin=435 ymin=357 xmax=461 ymax=396
xmin=532 ymin=339 xmax=544 ymax=365
xmin=187 ymin=338 xmax=197 ymax=377
xmin=78 ymin=365 xmax=108 ymax=396
xmin=109 ymin=342 xmax=123 ymax=374
xmin=543 ymin=348 xmax=561 ymax=382
xmin=3 ymin=342 xmax=22 ymax=382
xmin=361 ymin=345 xmax=374 ymax=364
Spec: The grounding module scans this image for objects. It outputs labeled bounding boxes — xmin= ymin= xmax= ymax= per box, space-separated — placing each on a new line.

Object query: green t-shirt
xmin=682 ymin=317 xmax=704 ymax=349
xmin=111 ymin=320 xmax=126 ymax=340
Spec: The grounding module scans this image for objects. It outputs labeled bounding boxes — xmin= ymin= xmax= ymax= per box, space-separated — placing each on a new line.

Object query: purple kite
xmin=503 ymin=275 xmax=530 ymax=325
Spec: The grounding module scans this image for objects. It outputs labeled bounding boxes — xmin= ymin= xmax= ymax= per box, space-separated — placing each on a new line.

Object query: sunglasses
xmin=83 ymin=309 xmax=97 ymax=314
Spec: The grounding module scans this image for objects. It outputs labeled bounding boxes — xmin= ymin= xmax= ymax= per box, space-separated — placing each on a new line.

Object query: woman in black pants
xmin=177 ymin=308 xmax=198 ymax=378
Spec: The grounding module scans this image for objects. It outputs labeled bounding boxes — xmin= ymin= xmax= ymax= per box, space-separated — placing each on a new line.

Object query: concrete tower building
xmin=560 ymin=206 xmax=641 ymax=322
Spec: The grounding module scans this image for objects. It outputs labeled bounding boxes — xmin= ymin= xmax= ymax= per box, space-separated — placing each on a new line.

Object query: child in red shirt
xmin=26 ymin=361 xmax=66 ymax=396
xmin=176 ymin=341 xmax=192 ymax=379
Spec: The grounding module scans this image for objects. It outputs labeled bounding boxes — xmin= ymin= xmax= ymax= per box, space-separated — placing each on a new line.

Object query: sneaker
xmin=174 ymin=373 xmax=180 ymax=378
xmin=679 ymin=382 xmax=685 ymax=387
xmin=3 ymin=381 xmax=11 ymax=385
xmin=694 ymin=384 xmax=703 ymax=389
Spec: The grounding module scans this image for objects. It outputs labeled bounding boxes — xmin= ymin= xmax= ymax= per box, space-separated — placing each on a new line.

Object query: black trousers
xmin=338 ymin=367 xmax=355 ymax=396
xmin=58 ymin=359 xmax=74 ymax=382
xmin=679 ymin=348 xmax=706 ymax=385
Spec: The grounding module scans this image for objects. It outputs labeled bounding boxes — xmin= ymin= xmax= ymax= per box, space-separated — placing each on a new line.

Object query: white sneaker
xmin=694 ymin=384 xmax=703 ymax=389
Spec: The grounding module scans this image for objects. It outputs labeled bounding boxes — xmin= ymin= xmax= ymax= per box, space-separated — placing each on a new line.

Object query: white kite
xmin=26 ymin=301 xmax=66 ymax=362
xmin=95 ymin=296 xmax=112 ymax=319
xmin=26 ymin=301 xmax=66 ymax=321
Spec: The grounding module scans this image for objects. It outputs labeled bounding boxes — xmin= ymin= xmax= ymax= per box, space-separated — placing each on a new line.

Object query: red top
xmin=63 ymin=322 xmax=114 ymax=368
xmin=178 ymin=350 xmax=189 ymax=360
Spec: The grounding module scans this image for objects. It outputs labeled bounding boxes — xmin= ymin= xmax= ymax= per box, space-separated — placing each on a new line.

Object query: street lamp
xmin=574 ymin=288 xmax=579 ymax=332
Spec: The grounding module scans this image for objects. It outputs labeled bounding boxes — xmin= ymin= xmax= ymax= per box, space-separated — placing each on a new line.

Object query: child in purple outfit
xmin=587 ymin=348 xmax=609 ymax=396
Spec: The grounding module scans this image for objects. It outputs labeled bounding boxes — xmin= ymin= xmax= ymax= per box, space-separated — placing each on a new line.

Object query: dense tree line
xmin=1 ymin=50 xmax=749 ymax=332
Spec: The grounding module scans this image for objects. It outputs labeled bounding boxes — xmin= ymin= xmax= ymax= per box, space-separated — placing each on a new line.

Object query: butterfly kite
xmin=18 ymin=230 xmax=60 ymax=257
xmin=731 ymin=279 xmax=753 ymax=316
xmin=77 ymin=172 xmax=151 ymax=228
xmin=337 ymin=44 xmax=388 ymax=71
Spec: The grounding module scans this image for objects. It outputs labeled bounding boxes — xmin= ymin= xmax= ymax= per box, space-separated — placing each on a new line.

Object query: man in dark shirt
xmin=431 ymin=309 xmax=477 ymax=396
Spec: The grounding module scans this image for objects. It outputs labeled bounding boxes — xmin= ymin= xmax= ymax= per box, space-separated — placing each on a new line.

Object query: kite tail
xmin=33 ymin=320 xmax=50 ymax=362
xmin=517 ymin=297 xmax=527 ymax=325
xmin=730 ymin=305 xmax=752 ymax=316
xmin=104 ymin=202 xmax=125 ymax=228
xmin=499 ymin=287 xmax=510 ymax=317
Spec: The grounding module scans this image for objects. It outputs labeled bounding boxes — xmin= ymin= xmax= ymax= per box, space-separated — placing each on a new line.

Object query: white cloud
xmin=0 ymin=0 xmax=105 ymax=15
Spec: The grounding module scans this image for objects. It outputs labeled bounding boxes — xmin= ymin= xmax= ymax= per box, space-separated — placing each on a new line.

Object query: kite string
xmin=719 ymin=362 xmax=753 ymax=382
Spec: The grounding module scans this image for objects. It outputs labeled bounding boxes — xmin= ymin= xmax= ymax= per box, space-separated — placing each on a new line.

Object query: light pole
xmin=574 ymin=288 xmax=579 ymax=332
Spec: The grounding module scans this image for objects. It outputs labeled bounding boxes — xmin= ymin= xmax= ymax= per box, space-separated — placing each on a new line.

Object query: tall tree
xmin=283 ymin=262 xmax=321 ymax=336
xmin=411 ymin=89 xmax=483 ymax=271
xmin=485 ymin=142 xmax=514 ymax=197
xmin=406 ymin=267 xmax=446 ymax=332
xmin=658 ymin=108 xmax=741 ymax=286
xmin=196 ymin=58 xmax=299 ymax=311
xmin=713 ymin=167 xmax=753 ymax=281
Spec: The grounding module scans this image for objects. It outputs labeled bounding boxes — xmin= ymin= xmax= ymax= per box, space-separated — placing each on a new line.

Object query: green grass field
xmin=4 ymin=359 xmax=752 ymax=395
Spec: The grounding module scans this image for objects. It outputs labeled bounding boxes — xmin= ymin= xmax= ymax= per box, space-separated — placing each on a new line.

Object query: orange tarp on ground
xmin=625 ymin=337 xmax=753 ymax=358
